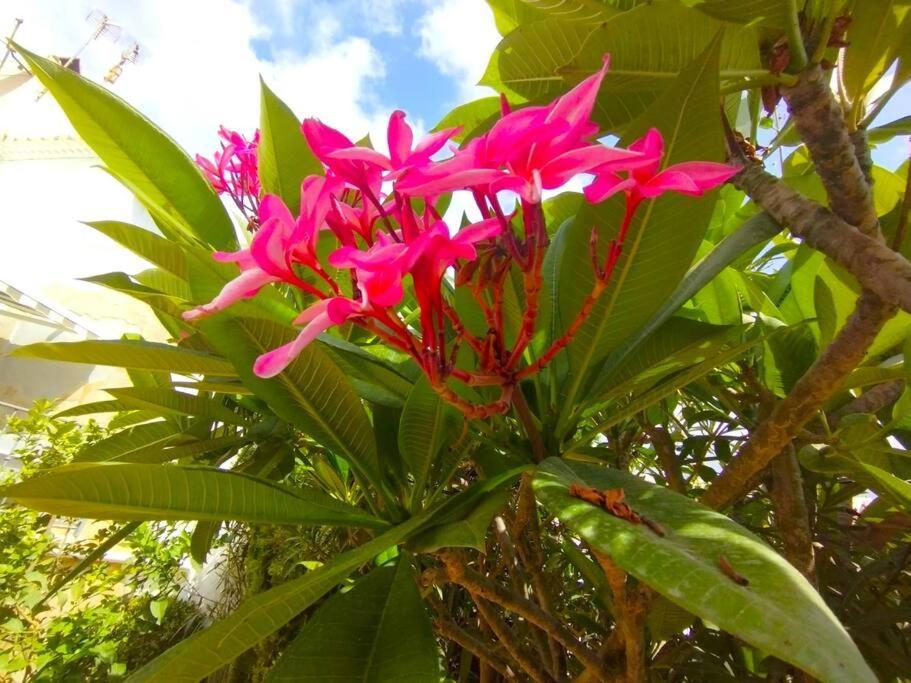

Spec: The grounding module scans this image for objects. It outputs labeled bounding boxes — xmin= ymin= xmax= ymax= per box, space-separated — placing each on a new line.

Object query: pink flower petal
xmin=387 ymin=110 xmax=414 ymax=167
xmin=183 ymin=269 xmax=279 ymax=320
xmin=583 ymin=173 xmax=635 ymax=203
xmin=663 ymin=161 xmax=740 ymax=190
xmin=254 ymin=313 xmax=333 ymax=377
xmin=327 ymin=147 xmax=393 ymax=170
xmin=540 ymin=145 xmax=644 ymax=188
xmin=639 ymin=170 xmax=702 ymax=198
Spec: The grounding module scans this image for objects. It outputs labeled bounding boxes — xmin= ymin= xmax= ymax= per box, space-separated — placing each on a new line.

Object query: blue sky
xmin=247 ymin=1 xmax=462 ymax=128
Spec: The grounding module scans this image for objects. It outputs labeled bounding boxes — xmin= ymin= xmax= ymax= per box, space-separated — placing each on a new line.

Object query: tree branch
xmin=782 ymin=65 xmax=879 ymax=235
xmin=734 ymin=165 xmax=911 ymax=314
xmin=702 ymin=289 xmax=896 ymax=509
xmin=769 ymin=446 xmax=817 ymax=583
xmin=593 ymin=552 xmax=650 ymax=683
xmin=433 ymin=613 xmax=515 ymax=678
xmin=440 ymin=550 xmax=612 ymax=681
xmin=830 ymin=380 xmax=905 ymax=426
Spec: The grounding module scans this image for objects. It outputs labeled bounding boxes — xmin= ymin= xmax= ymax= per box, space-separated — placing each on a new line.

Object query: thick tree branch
xmin=593 ymin=552 xmax=650 ymax=683
xmin=782 ymin=65 xmax=879 ymax=235
xmin=830 ymin=380 xmax=905 ymax=426
xmin=734 ymin=165 xmax=911 ymax=313
xmin=769 ymin=447 xmax=817 ymax=583
xmin=640 ymin=422 xmax=685 ymax=493
xmin=702 ymin=289 xmax=896 ymax=509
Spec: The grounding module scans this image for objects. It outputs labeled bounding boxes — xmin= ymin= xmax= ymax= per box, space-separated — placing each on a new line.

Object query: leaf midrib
xmin=557 ymin=43 xmax=716 ymax=436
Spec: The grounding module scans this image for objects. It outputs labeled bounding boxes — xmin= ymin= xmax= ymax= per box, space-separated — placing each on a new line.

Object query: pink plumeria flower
xmin=253 ymin=297 xmax=361 ymax=378
xmin=328 ymin=234 xmax=414 ymax=308
xmin=584 ymin=128 xmax=740 ymax=207
xmin=328 ymin=110 xmax=461 ymax=181
xmin=407 ymin=218 xmax=502 ymax=338
xmin=196 ymin=127 xmax=261 ymax=207
xmin=399 ymin=55 xmax=644 ymax=203
xmin=302 ymin=119 xmax=382 ymax=194
xmin=182 ymin=184 xmax=331 ymax=321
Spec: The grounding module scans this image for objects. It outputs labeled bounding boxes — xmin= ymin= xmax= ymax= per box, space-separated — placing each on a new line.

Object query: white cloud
xmin=0 ymin=0 xmax=391 ymax=154
xmin=416 ymin=0 xmax=500 ymax=102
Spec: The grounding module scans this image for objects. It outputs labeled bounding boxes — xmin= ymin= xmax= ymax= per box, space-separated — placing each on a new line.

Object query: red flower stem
xmin=472 ymin=189 xmax=492 ymax=220
xmin=311 ymin=263 xmax=341 ymax=296
xmin=505 ymin=202 xmax=548 ymax=367
xmin=448 ymin=368 xmax=508 ymax=386
xmin=442 ymin=301 xmax=485 ymax=354
xmin=432 ymin=381 xmax=514 ymax=419
xmin=489 ymin=192 xmax=524 ymax=263
xmin=363 ymin=186 xmax=401 ymax=242
xmin=516 ymin=277 xmax=607 ymax=380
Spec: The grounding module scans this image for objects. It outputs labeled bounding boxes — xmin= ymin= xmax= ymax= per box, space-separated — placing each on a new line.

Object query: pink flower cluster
xmin=196 ymin=127 xmax=262 ymax=222
xmin=188 ymin=56 xmax=737 ymax=417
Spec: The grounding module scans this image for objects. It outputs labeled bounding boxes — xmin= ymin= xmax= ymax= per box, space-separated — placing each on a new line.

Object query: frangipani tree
xmin=4 ymin=0 xmax=910 ymax=680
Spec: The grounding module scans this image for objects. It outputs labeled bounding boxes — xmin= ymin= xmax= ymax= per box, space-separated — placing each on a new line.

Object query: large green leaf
xmin=534 ymin=458 xmax=876 ymax=682
xmin=14 ymin=44 xmax=235 ymax=251
xmin=555 ymin=35 xmax=726 ymax=434
xmin=409 ymin=490 xmax=509 ymax=553
xmin=858 ymin=463 xmax=911 ymax=510
xmin=268 ymin=556 xmax=439 ymax=682
xmin=588 ymin=212 xmax=781 ymax=397
xmin=106 ymin=387 xmax=250 ymax=425
xmin=84 ymin=221 xmax=188 ymax=279
xmin=128 ymin=468 xmax=524 ymax=681
xmin=682 ymin=0 xmax=793 ymax=27
xmin=258 ymin=78 xmax=321 ymax=211
xmin=73 ymin=420 xmax=186 ymax=463
xmin=842 ymin=0 xmax=911 ymax=103
xmin=11 ymin=339 xmax=236 ymax=376
xmin=399 ymin=376 xmax=463 ymax=508
xmin=199 ymin=316 xmax=379 ymax=483
xmin=569 ymin=329 xmax=768 ymax=449
xmin=4 ymin=462 xmax=385 ymax=529
xmin=569 ymin=4 xmax=761 ymax=87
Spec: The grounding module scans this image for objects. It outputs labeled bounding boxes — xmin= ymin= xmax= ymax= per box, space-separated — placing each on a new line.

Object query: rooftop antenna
xmin=35 ymin=10 xmax=122 ymax=100
xmin=0 ymin=17 xmax=25 ymax=72
xmin=104 ymin=36 xmax=141 ymax=85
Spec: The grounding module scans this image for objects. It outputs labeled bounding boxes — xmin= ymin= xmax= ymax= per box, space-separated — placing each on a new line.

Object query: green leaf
xmin=589 ymin=212 xmax=781 ymax=397
xmin=843 ymin=1 xmax=911 ymax=103
xmin=534 ymin=458 xmax=876 ymax=683
xmin=124 ymin=433 xmax=254 ymax=465
xmin=258 ymin=78 xmax=321 ymax=211
xmin=73 ymin=421 xmax=186 ymax=463
xmin=84 ymin=221 xmax=188 ymax=279
xmin=53 ymin=400 xmax=127 ymax=418
xmin=13 ymin=43 xmax=235 ymax=251
xmin=592 ymin=319 xmax=742 ymax=403
xmin=11 ymin=339 xmax=236 ymax=376
xmin=570 ymin=329 xmax=768 ymax=448
xmin=128 ymin=468 xmax=524 ymax=681
xmin=868 ymin=115 xmax=911 ymax=144
xmin=105 ymin=387 xmax=250 ymax=425
xmin=4 ymin=462 xmax=386 ymax=529
xmin=682 ymin=0 xmax=793 ymax=27
xmin=858 ymin=463 xmax=911 ymax=509
xmin=409 ymin=490 xmax=509 ymax=553
xmin=556 ymin=34 xmax=726 ymax=433
xmin=267 ymin=556 xmax=439 ymax=682
xmin=433 ymin=96 xmax=503 ymax=143
xmin=199 ymin=316 xmax=379 ymax=483
xmin=319 ymin=336 xmax=414 ymax=408
xmin=399 ymin=376 xmax=464 ymax=507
